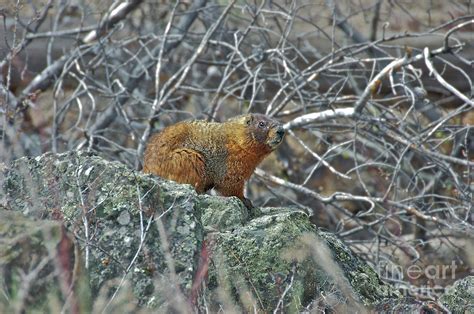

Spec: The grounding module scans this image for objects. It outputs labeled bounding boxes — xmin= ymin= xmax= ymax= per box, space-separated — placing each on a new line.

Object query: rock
xmin=440 ymin=276 xmax=474 ymax=313
xmin=374 ymin=276 xmax=474 ymax=313
xmin=1 ymin=151 xmax=202 ymax=311
xmin=202 ymin=207 xmax=399 ymax=312
xmin=1 ymin=151 xmax=400 ymax=311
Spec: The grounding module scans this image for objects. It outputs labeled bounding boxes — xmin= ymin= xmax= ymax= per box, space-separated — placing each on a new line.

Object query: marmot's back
xmin=143 ymin=114 xmax=285 ymax=208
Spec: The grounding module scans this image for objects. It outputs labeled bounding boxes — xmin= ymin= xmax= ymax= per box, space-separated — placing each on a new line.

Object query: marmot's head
xmin=230 ymin=113 xmax=285 ymax=151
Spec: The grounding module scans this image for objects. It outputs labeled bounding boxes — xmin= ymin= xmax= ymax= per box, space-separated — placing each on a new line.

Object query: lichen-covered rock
xmin=317 ymin=230 xmax=398 ymax=304
xmin=440 ymin=276 xmax=474 ymax=313
xmin=0 ymin=208 xmax=91 ymax=313
xmin=1 ymin=151 xmax=400 ymax=311
xmin=204 ymin=208 xmax=400 ymax=312
xmin=1 ymin=151 xmax=203 ymax=310
xmin=198 ymin=195 xmax=248 ymax=231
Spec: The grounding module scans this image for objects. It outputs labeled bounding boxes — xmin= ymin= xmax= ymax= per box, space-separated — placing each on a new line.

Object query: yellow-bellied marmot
xmin=143 ymin=113 xmax=285 ymax=209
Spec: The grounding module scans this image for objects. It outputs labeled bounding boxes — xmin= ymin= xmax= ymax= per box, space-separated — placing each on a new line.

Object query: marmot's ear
xmin=229 ymin=114 xmax=253 ymax=125
xmin=228 ymin=114 xmax=247 ymax=123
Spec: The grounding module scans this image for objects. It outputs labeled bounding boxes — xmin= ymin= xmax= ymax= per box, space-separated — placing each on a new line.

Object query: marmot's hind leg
xmin=144 ymin=148 xmax=208 ymax=193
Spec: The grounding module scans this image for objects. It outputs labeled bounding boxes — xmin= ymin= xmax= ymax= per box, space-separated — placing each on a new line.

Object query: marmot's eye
xmin=258 ymin=121 xmax=266 ymax=128
xmin=246 ymin=119 xmax=251 ymax=125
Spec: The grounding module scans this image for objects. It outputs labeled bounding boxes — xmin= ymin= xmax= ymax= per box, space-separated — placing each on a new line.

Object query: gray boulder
xmin=1 ymin=151 xmax=400 ymax=312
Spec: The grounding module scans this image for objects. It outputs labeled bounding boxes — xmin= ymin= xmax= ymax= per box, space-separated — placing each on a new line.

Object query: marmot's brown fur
xmin=143 ymin=113 xmax=285 ymax=208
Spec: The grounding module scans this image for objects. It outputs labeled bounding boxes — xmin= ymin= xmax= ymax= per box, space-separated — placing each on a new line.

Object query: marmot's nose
xmin=276 ymin=127 xmax=285 ymax=138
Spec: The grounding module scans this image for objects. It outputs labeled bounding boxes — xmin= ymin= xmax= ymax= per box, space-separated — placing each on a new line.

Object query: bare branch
xmin=283 ymin=108 xmax=355 ymax=129
xmin=87 ymin=0 xmax=209 ymax=140
xmin=83 ymin=0 xmax=145 ymax=44
xmin=423 ymin=47 xmax=474 ymax=108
